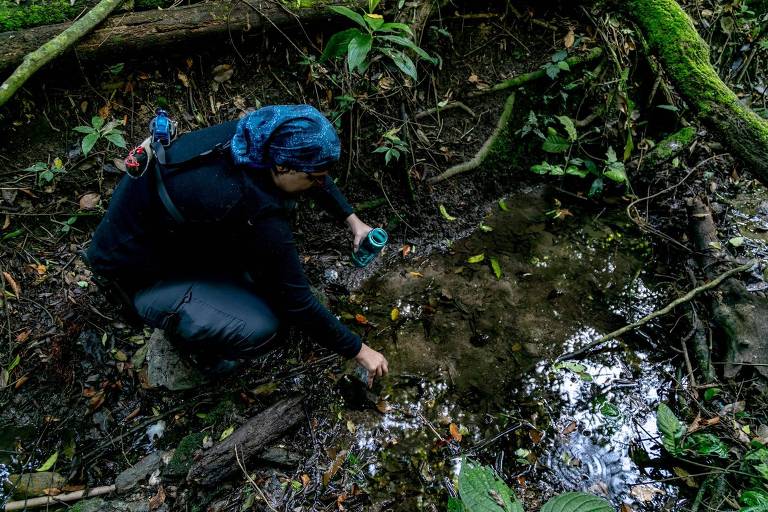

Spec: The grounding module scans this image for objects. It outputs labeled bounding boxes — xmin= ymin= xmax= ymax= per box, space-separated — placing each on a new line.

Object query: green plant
xmin=320 ymin=0 xmax=437 ymax=80
xmin=73 ymin=116 xmax=127 ymax=157
xmin=24 ymin=157 xmax=65 ymax=186
xmin=542 ymin=50 xmax=571 ymax=80
xmin=450 ymin=458 xmax=613 ymax=511
xmin=373 ymin=127 xmax=408 ymax=165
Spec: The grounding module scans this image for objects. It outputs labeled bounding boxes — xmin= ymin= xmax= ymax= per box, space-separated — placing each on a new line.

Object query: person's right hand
xmin=354 ymin=343 xmax=389 ymax=387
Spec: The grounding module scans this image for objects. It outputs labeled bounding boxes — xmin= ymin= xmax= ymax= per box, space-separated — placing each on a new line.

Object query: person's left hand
xmin=346 ymin=213 xmax=373 ymax=252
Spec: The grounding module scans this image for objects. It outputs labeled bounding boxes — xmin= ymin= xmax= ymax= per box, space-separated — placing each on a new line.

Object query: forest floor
xmin=1 ymin=1 xmax=768 ymax=511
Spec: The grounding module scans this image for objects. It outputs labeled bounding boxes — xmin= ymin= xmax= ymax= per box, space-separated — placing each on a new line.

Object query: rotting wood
xmin=0 ymin=0 xmax=368 ymax=74
xmin=186 ymin=395 xmax=304 ymax=486
xmin=0 ymin=0 xmax=123 ymax=108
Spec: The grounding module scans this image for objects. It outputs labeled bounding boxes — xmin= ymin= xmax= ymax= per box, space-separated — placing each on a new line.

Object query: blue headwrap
xmin=230 ymin=105 xmax=341 ymax=172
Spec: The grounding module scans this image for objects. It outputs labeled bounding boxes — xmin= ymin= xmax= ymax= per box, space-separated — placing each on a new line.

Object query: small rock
xmin=146 ymin=329 xmax=206 ymax=391
xmin=4 ymin=472 xmax=65 ymax=498
xmin=115 ymin=451 xmax=165 ymax=492
xmin=258 ymin=447 xmax=303 ymax=467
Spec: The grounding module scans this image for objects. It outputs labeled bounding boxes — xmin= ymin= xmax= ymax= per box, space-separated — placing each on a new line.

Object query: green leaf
xmin=40 ymin=170 xmax=55 ymax=183
xmin=467 ymin=254 xmax=485 ymax=264
xmin=82 ymin=132 xmax=100 ymax=156
xmin=729 ymin=237 xmax=745 ymax=247
xmin=377 ymin=35 xmax=437 ymax=64
xmin=551 ymin=50 xmax=568 ymax=62
xmin=6 ymin=353 xmax=20 ymax=373
xmin=542 ymin=128 xmax=570 ymax=153
xmin=320 ymin=28 xmax=362 ymax=62
xmin=684 ymin=433 xmax=729 ymax=458
xmin=458 ymin=459 xmax=523 ymax=512
xmin=36 ymin=451 xmax=59 ymax=472
xmin=588 ymin=177 xmax=603 ymax=198
xmin=603 ymin=164 xmax=627 ymax=184
xmin=600 ymin=401 xmax=621 ymax=418
xmin=367 ymin=0 xmax=381 ymax=13
xmin=490 ymin=257 xmax=502 ymax=279
xmin=439 ymin=204 xmax=456 ymax=221
xmin=540 ymin=492 xmax=613 ymax=512
xmin=605 ymin=146 xmax=618 ymax=164
xmin=656 ymin=104 xmax=679 ymax=111
xmin=91 ymin=116 xmax=104 ymax=131
xmin=380 ymin=48 xmax=417 ymax=80
xmin=105 ymin=132 xmax=127 ymax=148
xmin=556 ymin=115 xmax=577 ymax=141
xmin=544 ymin=63 xmax=560 ymax=80
xmin=704 ymin=388 xmax=721 ymax=401
xmin=498 ymin=199 xmax=509 ymax=212
xmin=554 ymin=361 xmax=593 ymax=382
xmin=447 ymin=497 xmax=465 ymax=512
xmin=557 ymin=60 xmax=570 ymax=71
xmin=347 ymin=32 xmax=373 ymax=73
xmin=328 ymin=5 xmax=366 ymax=28
xmin=219 ymin=425 xmax=235 ymax=441
xmin=657 ymin=403 xmax=686 ymax=454
xmin=479 ymin=224 xmax=494 ymax=232
xmin=363 ymin=13 xmax=385 ymax=31
xmin=566 ymin=166 xmax=589 ymax=178
xmin=740 ymin=489 xmax=768 ymax=512
xmin=378 ymin=22 xmax=413 ymax=35
xmin=73 ymin=125 xmax=95 ymax=134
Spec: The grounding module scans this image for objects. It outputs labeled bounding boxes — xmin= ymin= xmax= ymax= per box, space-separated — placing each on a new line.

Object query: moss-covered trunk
xmin=628 ymin=0 xmax=768 ymax=186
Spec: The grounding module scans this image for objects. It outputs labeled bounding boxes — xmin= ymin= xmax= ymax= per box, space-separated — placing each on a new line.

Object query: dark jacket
xmin=86 ymin=122 xmax=361 ymax=358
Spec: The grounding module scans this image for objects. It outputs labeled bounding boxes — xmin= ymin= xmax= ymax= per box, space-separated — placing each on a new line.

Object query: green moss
xmin=201 ymin=399 xmax=236 ymax=426
xmin=165 ymin=432 xmax=205 ymax=477
xmin=0 ymin=0 xmax=84 ymax=31
xmin=644 ymin=126 xmax=696 ymax=167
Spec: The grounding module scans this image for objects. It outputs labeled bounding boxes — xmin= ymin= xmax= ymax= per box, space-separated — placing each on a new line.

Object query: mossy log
xmin=0 ymin=0 xmax=123 ymax=108
xmin=0 ymin=0 xmax=366 ymax=74
xmin=186 ymin=395 xmax=304 ymax=486
xmin=628 ymin=0 xmax=768 ymax=186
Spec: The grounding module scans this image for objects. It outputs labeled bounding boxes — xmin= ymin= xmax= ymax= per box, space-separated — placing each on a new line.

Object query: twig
xmin=415 ymin=101 xmax=476 ymax=120
xmin=555 ymin=261 xmax=756 ymax=362
xmin=235 ymin=445 xmax=279 ymax=512
xmin=4 ymin=485 xmax=115 ymax=511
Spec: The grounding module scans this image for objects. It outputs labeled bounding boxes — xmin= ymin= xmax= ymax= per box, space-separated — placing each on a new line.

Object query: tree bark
xmin=0 ymin=0 xmax=366 ymax=74
xmin=0 ymin=0 xmax=124 ymax=107
xmin=628 ymin=0 xmax=768 ymax=186
xmin=186 ymin=395 xmax=304 ymax=486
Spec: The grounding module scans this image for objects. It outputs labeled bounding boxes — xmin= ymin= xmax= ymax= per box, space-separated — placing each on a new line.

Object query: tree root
xmin=427 ymin=93 xmax=516 ymax=184
xmin=555 ymin=260 xmax=756 ymax=362
xmin=4 ymin=485 xmax=115 ymax=511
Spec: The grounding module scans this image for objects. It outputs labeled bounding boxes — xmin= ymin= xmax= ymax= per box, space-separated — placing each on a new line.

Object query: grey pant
xmin=133 ymin=275 xmax=280 ymax=359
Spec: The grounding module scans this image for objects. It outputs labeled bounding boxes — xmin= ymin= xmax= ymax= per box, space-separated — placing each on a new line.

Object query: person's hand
xmin=354 ymin=343 xmax=389 ymax=387
xmin=345 ymin=213 xmax=373 ymax=252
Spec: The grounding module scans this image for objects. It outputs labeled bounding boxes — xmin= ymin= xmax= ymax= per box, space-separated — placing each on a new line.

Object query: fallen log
xmin=0 ymin=0 xmax=123 ymax=108
xmin=687 ymin=196 xmax=768 ymax=384
xmin=186 ymin=395 xmax=304 ymax=486
xmin=3 ymin=485 xmax=115 ymax=511
xmin=0 ymin=0 xmax=366 ymax=74
xmin=628 ymin=0 xmax=768 ymax=186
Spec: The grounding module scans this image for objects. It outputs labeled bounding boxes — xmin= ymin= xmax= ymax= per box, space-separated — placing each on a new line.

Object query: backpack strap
xmin=150 ymin=141 xmax=187 ymax=224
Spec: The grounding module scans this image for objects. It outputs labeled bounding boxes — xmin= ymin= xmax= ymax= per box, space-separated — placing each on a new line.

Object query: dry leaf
xmin=322 ymin=450 xmax=347 ymax=486
xmin=564 ymin=28 xmax=575 ymax=48
xmin=687 ymin=415 xmax=720 ymax=433
xmin=178 ymin=72 xmax=190 ymax=88
xmin=2 ymin=272 xmax=20 ymax=298
xmin=98 ymin=103 xmax=111 ymax=119
xmin=346 ymin=420 xmax=357 ymax=434
xmin=301 ymin=473 xmax=310 ymax=487
xmin=16 ymin=331 xmax=30 ymax=343
xmin=378 ymin=76 xmax=395 ymax=90
xmin=449 ymin=423 xmax=462 ymax=442
xmin=149 ymin=485 xmax=166 ymax=510
xmin=401 ymin=244 xmax=411 ymax=257
xmin=468 ymin=74 xmax=480 ymax=83
xmin=354 ymin=314 xmax=368 ymax=325
xmin=14 ymin=374 xmax=29 ymax=389
xmin=673 ymin=466 xmax=697 ymax=488
xmin=28 ymin=264 xmax=46 ymax=275
xmin=213 ymin=64 xmax=234 ymax=83
xmin=113 ymin=158 xmax=127 ymax=173
xmin=620 ymin=504 xmax=634 ymax=512
xmin=42 ymin=487 xmax=62 ymax=496
xmin=390 ymin=308 xmax=399 ymax=321
xmin=529 ymin=429 xmax=543 ymax=444
xmin=79 ymin=193 xmax=101 ymax=210
xmin=408 ymin=271 xmax=424 ymax=278
xmin=2 ymin=215 xmax=9 ymax=230
xmin=186 ymin=57 xmax=194 ymax=68
xmin=376 ymin=400 xmax=391 ymax=414
xmin=630 ymin=484 xmax=664 ymax=502
xmin=562 ymin=421 xmax=577 ymax=435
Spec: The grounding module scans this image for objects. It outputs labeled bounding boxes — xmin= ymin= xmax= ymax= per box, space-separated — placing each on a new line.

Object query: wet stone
xmin=70 ymin=497 xmax=155 ymax=512
xmin=115 ymin=451 xmax=166 ymax=492
xmin=4 ymin=472 xmax=65 ymax=498
xmin=146 ymin=329 xmax=206 ymax=391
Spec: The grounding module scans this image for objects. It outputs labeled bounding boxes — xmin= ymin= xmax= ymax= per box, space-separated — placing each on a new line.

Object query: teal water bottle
xmin=352 ymin=228 xmax=388 ymax=267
